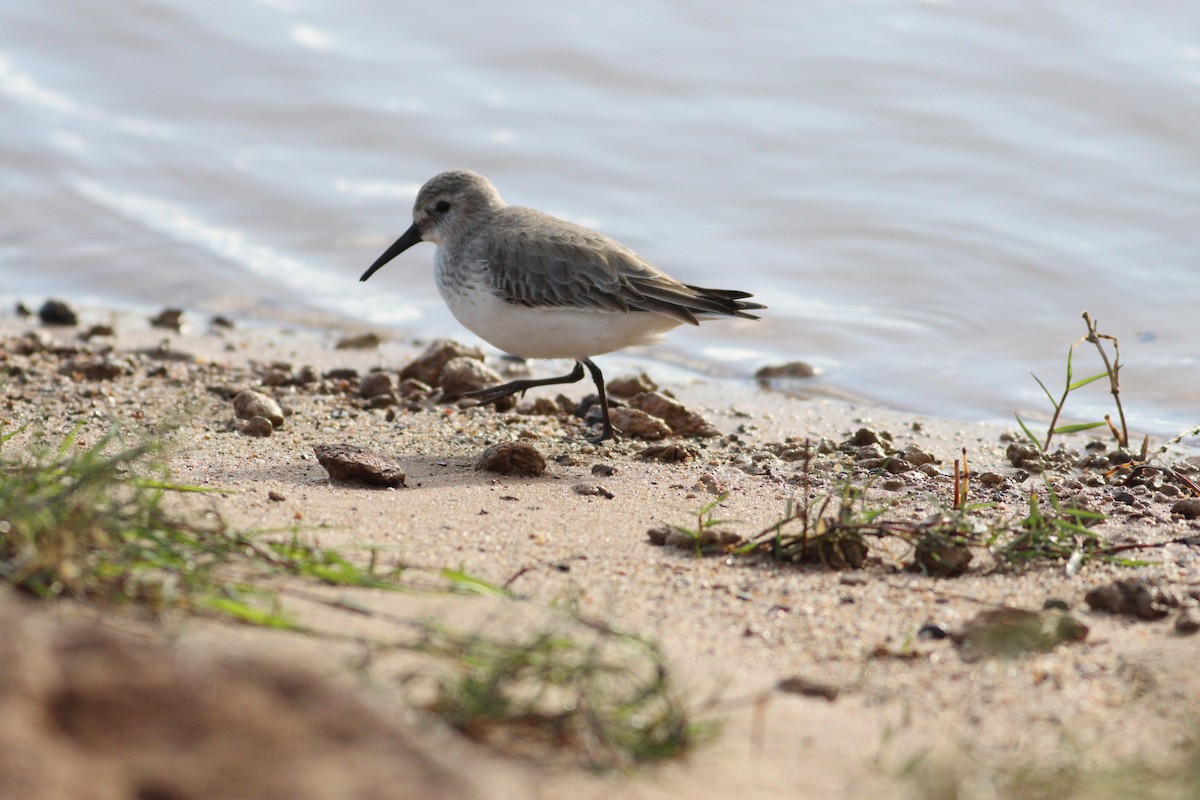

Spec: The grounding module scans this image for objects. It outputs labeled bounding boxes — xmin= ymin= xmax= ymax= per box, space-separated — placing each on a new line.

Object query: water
xmin=3 ymin=0 xmax=1198 ymax=435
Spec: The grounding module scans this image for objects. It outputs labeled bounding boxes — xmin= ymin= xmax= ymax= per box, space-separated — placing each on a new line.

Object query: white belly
xmin=442 ymin=281 xmax=684 ymax=360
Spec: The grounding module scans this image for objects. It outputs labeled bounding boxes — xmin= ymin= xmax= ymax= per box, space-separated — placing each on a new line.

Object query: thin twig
xmin=1082 ymin=311 xmax=1128 ymax=447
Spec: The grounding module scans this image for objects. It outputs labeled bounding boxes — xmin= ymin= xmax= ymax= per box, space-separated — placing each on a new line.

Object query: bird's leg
xmin=464 ymin=361 xmax=586 ymax=405
xmin=582 ymin=358 xmax=617 ymax=444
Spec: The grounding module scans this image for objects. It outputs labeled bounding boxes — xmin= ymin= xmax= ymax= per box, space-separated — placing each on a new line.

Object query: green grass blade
xmin=1050 ymin=421 xmax=1107 ymax=435
xmin=439 ymin=568 xmax=511 ymax=596
xmin=1066 ymin=372 xmax=1108 ymax=392
xmin=199 ymin=596 xmax=303 ymax=630
xmin=1014 ymin=414 xmax=1044 ymax=451
xmin=1031 ymin=373 xmax=1057 ymax=407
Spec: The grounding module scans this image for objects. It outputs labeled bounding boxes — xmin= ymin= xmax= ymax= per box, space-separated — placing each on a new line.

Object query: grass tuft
xmin=414 ymin=619 xmax=710 ymax=770
xmin=0 ymin=424 xmax=406 ymax=627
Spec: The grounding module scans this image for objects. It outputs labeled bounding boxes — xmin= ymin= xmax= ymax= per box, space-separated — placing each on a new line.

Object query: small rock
xmin=400 ymin=339 xmax=485 ymax=387
xmin=366 ymin=394 xmax=396 ymax=409
xmin=210 ymin=315 xmax=235 ymax=329
xmin=846 ymin=428 xmax=889 ymax=447
xmin=314 ymin=443 xmax=406 ymax=487
xmin=359 ymin=371 xmax=395 ymax=399
xmin=268 ymin=490 xmax=286 ymax=501
xmin=1175 ymin=610 xmax=1200 ymax=636
xmin=646 ymin=526 xmax=671 ymax=546
xmin=628 ymin=392 xmax=719 ymax=437
xmin=776 ymin=675 xmax=838 ymax=701
xmin=520 ymin=396 xmax=562 ymax=416
xmin=238 ymin=416 xmax=275 ymax=437
xmin=639 ymin=444 xmax=698 ymax=463
xmin=439 ymin=357 xmax=504 ymax=401
xmin=58 ymin=357 xmax=123 ymax=381
xmin=661 ymin=528 xmax=741 ymax=552
xmin=1085 ymin=579 xmax=1174 ymax=620
xmin=260 ymin=368 xmax=293 ymax=387
xmin=38 ymin=299 xmax=78 ymax=326
xmin=976 ymin=471 xmax=1006 ymax=487
xmin=335 ymin=332 xmax=383 ymax=350
xmin=1006 ymin=442 xmax=1045 ymax=472
xmin=572 ymin=483 xmax=614 ymax=499
xmin=474 ymin=441 xmax=546 ymax=477
xmin=397 ymin=378 xmax=434 ymax=399
xmin=606 ymin=373 xmax=658 ymax=398
xmin=898 ymin=444 xmax=936 ymax=467
xmin=693 ymin=473 xmax=726 ymax=495
xmin=1170 ymin=498 xmax=1200 ymax=519
xmin=755 ymin=362 xmax=817 ymax=380
xmin=79 ymin=324 xmax=115 ymax=341
xmin=233 ymin=390 xmax=285 ymax=428
xmin=591 ymin=463 xmax=616 ymax=477
xmin=917 ymin=623 xmax=949 ymax=640
xmin=911 ymin=535 xmax=973 ymax=577
xmin=855 ymin=443 xmax=887 ymax=462
xmin=610 ymin=407 xmax=671 ymax=440
xmin=149 ymin=308 xmax=184 ymax=331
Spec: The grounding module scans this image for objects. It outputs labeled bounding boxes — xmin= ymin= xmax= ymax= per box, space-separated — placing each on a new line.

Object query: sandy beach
xmin=2 ymin=302 xmax=1199 ymax=799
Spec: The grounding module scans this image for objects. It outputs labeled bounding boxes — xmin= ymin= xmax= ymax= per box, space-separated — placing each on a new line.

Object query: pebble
xmin=755 ymin=362 xmax=816 ymax=380
xmin=911 ymin=536 xmax=973 ymax=577
xmin=519 ymin=397 xmax=562 ymax=416
xmin=58 ymin=357 xmax=122 ymax=381
xmin=399 ymin=339 xmax=485 ymax=387
xmin=639 ymin=444 xmax=698 ymax=463
xmin=335 ymin=332 xmax=382 ymax=350
xmin=572 ymin=483 xmax=614 ymax=499
xmin=238 ymin=416 xmax=275 ymax=437
xmin=313 ymin=443 xmax=406 ymax=487
xmin=605 ymin=373 xmax=658 ymax=398
xmin=776 ymin=675 xmax=839 ymax=701
xmin=1170 ymin=498 xmax=1200 ymax=519
xmin=233 ymin=390 xmax=285 ymax=428
xmin=628 ymin=392 xmax=719 ymax=437
xmin=609 ymin=407 xmax=671 ymax=440
xmin=38 ymin=299 xmax=77 ymax=326
xmin=473 ymin=441 xmax=546 ymax=477
xmin=149 ymin=308 xmax=184 ymax=331
xmin=1084 ymin=579 xmax=1174 ymax=620
xmin=359 ymin=372 xmax=394 ymax=399
xmin=438 ymin=357 xmax=505 ymax=401
xmin=1175 ymin=610 xmax=1200 ymax=636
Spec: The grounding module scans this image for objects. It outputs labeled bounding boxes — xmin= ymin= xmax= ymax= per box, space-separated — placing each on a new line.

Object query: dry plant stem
xmin=952 ymin=458 xmax=961 ymax=509
xmin=952 ymin=449 xmax=970 ymax=510
xmin=1082 ymin=311 xmax=1128 ymax=448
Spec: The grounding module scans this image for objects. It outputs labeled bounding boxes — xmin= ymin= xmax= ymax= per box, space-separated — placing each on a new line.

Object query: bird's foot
xmin=463 ymin=383 xmax=522 ymax=405
xmin=586 ymin=422 xmax=619 ymax=446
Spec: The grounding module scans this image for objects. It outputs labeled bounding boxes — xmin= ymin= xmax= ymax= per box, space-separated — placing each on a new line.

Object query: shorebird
xmin=360 ymin=169 xmax=763 ymax=443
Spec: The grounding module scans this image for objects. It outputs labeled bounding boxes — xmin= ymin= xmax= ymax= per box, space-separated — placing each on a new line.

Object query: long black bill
xmin=360 ymin=223 xmax=423 ymax=282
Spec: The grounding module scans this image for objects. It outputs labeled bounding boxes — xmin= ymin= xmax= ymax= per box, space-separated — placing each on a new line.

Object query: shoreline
xmin=3 ymin=300 xmax=1200 ymax=799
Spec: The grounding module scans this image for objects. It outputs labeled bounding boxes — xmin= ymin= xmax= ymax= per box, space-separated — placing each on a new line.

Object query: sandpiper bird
xmin=360 ymin=169 xmax=764 ymax=443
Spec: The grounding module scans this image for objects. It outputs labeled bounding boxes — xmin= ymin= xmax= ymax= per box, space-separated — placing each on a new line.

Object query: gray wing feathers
xmin=482 ymin=208 xmax=758 ymax=324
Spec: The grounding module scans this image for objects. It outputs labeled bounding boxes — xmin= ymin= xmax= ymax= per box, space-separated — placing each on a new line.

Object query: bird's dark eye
xmin=434 ymin=200 xmax=451 ymax=213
